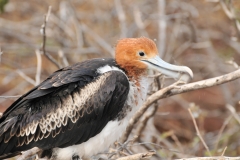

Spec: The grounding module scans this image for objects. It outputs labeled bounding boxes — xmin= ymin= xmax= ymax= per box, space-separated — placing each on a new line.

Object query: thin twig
xmin=188 ymin=108 xmax=211 ymax=156
xmin=41 ymin=6 xmax=62 ymax=69
xmin=0 ymin=95 xmax=22 ymax=99
xmin=116 ymin=151 xmax=155 ymax=160
xmin=221 ymin=146 xmax=227 ymax=156
xmin=58 ymin=50 xmax=69 ymax=67
xmin=16 ymin=69 xmax=36 ymax=86
xmin=41 ymin=6 xmax=52 ymax=56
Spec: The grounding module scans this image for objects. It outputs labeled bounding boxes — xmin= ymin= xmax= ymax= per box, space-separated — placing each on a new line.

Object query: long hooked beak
xmin=141 ymin=56 xmax=193 ymax=82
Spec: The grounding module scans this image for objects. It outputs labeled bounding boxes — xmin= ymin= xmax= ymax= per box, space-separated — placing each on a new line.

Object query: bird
xmin=0 ymin=37 xmax=193 ymax=160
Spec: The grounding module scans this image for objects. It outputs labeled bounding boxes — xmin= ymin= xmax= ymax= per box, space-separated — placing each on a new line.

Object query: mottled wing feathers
xmin=0 ymin=58 xmax=129 ymax=159
xmin=0 ymin=58 xmax=116 ymax=120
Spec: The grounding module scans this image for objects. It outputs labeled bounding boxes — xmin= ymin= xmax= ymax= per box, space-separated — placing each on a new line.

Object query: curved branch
xmin=121 ymin=68 xmax=240 ymax=142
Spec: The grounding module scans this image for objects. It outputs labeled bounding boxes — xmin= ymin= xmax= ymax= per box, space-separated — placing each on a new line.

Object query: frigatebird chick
xmin=0 ymin=37 xmax=193 ymax=160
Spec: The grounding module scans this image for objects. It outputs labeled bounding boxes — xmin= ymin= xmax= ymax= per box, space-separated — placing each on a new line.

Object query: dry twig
xmin=58 ymin=50 xmax=69 ymax=67
xmin=41 ymin=6 xmax=62 ymax=69
xmin=116 ymin=151 xmax=155 ymax=160
xmin=16 ymin=69 xmax=36 ymax=86
xmin=0 ymin=95 xmax=21 ymax=99
xmin=221 ymin=146 xmax=227 ymax=156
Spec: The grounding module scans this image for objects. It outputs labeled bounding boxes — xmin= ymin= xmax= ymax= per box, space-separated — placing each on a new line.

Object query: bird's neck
xmin=123 ymin=66 xmax=147 ymax=87
xmin=115 ymin=59 xmax=148 ymax=85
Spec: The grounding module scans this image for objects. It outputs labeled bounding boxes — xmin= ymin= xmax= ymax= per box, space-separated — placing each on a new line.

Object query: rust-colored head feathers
xmin=115 ymin=37 xmax=193 ymax=82
xmin=115 ymin=37 xmax=158 ymax=78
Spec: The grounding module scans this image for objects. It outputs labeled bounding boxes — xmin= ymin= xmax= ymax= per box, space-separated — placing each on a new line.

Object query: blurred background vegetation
xmin=1 ymin=0 xmax=240 ymax=159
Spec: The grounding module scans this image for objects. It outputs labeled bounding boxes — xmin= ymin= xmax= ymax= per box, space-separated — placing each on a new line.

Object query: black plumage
xmin=0 ymin=58 xmax=130 ymax=159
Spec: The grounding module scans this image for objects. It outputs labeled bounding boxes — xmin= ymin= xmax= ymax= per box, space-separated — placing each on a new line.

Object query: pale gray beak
xmin=142 ymin=56 xmax=193 ymax=82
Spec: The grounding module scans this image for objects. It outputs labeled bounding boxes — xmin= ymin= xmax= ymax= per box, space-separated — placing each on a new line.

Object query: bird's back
xmin=0 ymin=58 xmax=130 ymax=159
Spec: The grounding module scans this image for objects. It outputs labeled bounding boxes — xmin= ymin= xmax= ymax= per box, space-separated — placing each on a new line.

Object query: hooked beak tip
xmin=141 ymin=56 xmax=193 ymax=83
xmin=179 ymin=66 xmax=193 ymax=83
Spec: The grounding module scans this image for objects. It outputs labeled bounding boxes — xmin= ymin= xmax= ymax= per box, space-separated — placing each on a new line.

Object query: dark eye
xmin=138 ymin=51 xmax=145 ymax=57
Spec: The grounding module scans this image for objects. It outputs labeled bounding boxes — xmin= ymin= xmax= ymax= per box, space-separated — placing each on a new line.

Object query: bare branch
xmin=16 ymin=69 xmax=36 ymax=86
xmin=116 ymin=151 xmax=155 ymax=160
xmin=58 ymin=50 xmax=69 ymax=67
xmin=120 ymin=81 xmax=182 ymax=143
xmin=168 ymin=69 xmax=240 ymax=96
xmin=41 ymin=6 xmax=62 ymax=69
xmin=121 ymin=68 xmax=240 ymax=143
xmin=41 ymin=6 xmax=52 ymax=56
xmin=221 ymin=146 xmax=227 ymax=156
xmin=0 ymin=95 xmax=21 ymax=99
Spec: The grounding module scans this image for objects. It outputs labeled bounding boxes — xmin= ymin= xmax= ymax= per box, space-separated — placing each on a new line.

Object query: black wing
xmin=0 ymin=58 xmax=129 ymax=159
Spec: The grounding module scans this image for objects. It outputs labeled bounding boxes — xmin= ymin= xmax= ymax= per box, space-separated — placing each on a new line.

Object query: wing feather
xmin=0 ymin=59 xmax=128 ymax=159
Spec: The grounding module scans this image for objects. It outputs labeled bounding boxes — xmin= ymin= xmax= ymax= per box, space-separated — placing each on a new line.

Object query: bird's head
xmin=115 ymin=37 xmax=193 ymax=82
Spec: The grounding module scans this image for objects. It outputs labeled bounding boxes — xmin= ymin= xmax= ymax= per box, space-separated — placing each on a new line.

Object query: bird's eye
xmin=138 ymin=51 xmax=145 ymax=57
